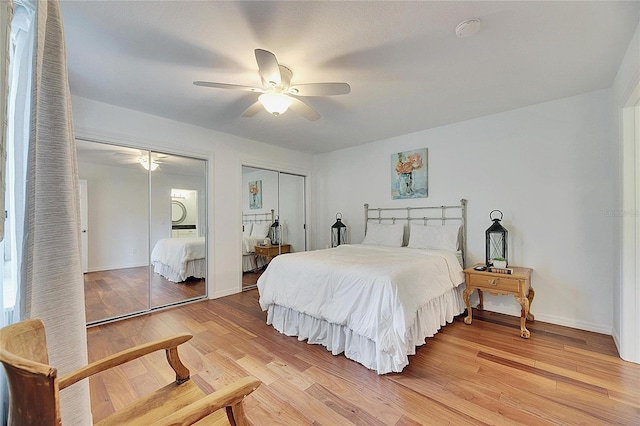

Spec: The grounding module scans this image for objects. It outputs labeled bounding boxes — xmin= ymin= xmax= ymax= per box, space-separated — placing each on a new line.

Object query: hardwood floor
xmin=84 ymin=266 xmax=205 ymax=323
xmin=242 ymin=270 xmax=263 ymax=290
xmin=86 ymin=290 xmax=640 ymax=425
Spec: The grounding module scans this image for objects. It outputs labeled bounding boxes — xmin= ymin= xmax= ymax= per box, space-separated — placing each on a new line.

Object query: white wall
xmin=78 ymin=162 xmax=149 ymax=271
xmin=314 ymin=89 xmax=615 ymax=334
xmin=72 ymin=95 xmax=314 ymax=298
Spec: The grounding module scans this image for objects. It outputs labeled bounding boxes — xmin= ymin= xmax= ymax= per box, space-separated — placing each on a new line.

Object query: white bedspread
xmin=258 ymin=244 xmax=464 ymax=367
xmin=151 ymin=237 xmax=205 ymax=280
xmin=242 ymin=236 xmax=270 ymax=255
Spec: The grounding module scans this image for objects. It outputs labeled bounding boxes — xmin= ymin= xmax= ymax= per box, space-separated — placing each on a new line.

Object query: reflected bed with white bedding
xmin=151 ymin=237 xmax=206 ymax=282
xmin=257 ymin=200 xmax=468 ymax=374
xmin=242 ymin=210 xmax=274 ymax=272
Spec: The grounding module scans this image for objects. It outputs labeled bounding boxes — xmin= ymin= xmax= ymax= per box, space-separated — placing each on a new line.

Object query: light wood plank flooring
xmin=242 ymin=270 xmax=263 ymax=291
xmin=86 ymin=290 xmax=640 ymax=425
xmin=84 ymin=266 xmax=205 ymax=323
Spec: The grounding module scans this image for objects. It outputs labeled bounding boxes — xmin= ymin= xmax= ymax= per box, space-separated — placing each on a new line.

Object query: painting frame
xmin=391 ymin=148 xmax=428 ymax=199
xmin=249 ymin=180 xmax=262 ymax=209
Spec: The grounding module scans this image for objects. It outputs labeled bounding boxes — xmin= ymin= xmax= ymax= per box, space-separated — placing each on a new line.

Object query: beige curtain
xmin=19 ymin=0 xmax=92 ymax=424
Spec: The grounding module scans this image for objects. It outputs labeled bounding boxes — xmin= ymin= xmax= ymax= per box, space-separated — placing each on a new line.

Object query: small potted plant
xmin=493 ymin=257 xmax=507 ymax=269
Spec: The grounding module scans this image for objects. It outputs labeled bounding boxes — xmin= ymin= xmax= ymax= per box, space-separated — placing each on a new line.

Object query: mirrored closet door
xmin=150 ymin=155 xmax=207 ymax=308
xmin=76 ymin=139 xmax=207 ymax=325
xmin=241 ymin=166 xmax=306 ymax=290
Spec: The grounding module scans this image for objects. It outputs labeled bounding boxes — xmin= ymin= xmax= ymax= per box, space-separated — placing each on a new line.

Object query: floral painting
xmin=249 ymin=180 xmax=262 ymax=209
xmin=391 ymin=148 xmax=428 ymax=199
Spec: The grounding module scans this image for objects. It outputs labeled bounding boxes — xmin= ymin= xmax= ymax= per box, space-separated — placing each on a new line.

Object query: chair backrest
xmin=0 ymin=318 xmax=61 ymax=426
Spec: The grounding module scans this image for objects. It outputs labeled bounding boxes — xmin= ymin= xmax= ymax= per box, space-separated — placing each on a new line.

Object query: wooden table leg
xmin=526 ymin=287 xmax=535 ymax=321
xmin=516 ymin=296 xmax=531 ymax=338
xmin=463 ymin=287 xmax=474 ymax=325
xmin=477 ymin=289 xmax=484 ymax=310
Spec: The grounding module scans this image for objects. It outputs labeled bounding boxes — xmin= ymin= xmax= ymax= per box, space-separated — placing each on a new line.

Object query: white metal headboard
xmin=364 ymin=199 xmax=468 ymax=267
xmin=242 ymin=209 xmax=275 ymax=232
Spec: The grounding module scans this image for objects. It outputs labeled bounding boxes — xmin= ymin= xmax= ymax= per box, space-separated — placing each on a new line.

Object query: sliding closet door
xmin=150 ymin=153 xmax=207 ymax=308
xmin=77 ymin=140 xmax=208 ymax=325
xmin=279 ymin=173 xmax=306 ymax=253
xmin=241 ymin=166 xmax=306 ymax=290
xmin=76 ymin=140 xmax=150 ymax=323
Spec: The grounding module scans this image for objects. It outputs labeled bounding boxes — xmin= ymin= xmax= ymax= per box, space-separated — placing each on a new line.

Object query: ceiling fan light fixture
xmin=259 ymin=92 xmax=293 ymax=116
xmin=139 ymin=156 xmax=159 ymax=171
xmin=455 ymin=18 xmax=481 ymax=38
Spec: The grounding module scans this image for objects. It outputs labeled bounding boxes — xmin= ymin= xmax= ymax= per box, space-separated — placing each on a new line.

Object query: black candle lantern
xmin=331 ymin=213 xmax=347 ymax=247
xmin=270 ymin=215 xmax=281 ymax=245
xmin=485 ymin=210 xmax=508 ymax=267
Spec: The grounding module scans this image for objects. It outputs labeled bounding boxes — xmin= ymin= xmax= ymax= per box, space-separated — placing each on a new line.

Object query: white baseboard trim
xmin=87 ymin=263 xmax=148 ymax=273
xmin=212 ymin=288 xmax=240 ymax=299
xmin=612 ymin=327 xmax=622 ymax=355
xmin=478 ymin=302 xmax=613 ymax=336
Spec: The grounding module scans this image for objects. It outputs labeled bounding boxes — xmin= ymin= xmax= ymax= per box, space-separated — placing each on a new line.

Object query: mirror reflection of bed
xmin=241 ymin=211 xmax=274 ymax=290
xmin=77 ymin=140 xmax=207 ymax=325
xmin=151 ymin=188 xmax=204 ymax=287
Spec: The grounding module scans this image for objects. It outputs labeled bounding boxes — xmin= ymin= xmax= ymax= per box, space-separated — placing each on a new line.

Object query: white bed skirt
xmin=265 ymin=284 xmax=466 ymax=374
xmin=152 ymin=259 xmax=206 ymax=283
xmin=243 ymin=254 xmax=267 ymax=273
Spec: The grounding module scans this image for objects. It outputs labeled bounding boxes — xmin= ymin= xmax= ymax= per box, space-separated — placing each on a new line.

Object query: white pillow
xmin=250 ymin=222 xmax=271 ymax=238
xmin=242 ymin=223 xmax=253 ymax=238
xmin=361 ymin=222 xmax=404 ymax=247
xmin=408 ymin=223 xmax=460 ymax=251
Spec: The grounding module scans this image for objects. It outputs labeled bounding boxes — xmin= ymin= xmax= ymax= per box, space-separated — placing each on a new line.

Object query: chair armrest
xmin=149 ymin=376 xmax=261 ymax=426
xmin=58 ymin=333 xmax=192 ymax=389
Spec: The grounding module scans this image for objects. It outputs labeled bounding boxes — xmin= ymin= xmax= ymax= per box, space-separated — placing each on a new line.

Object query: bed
xmin=151 ymin=237 xmax=206 ymax=282
xmin=257 ymin=200 xmax=468 ymax=374
xmin=242 ymin=210 xmax=274 ymax=273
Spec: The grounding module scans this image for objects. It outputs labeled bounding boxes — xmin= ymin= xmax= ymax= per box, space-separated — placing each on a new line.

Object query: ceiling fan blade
xmin=193 ymin=81 xmax=263 ymax=92
xmin=289 ymin=82 xmax=351 ymax=97
xmin=241 ymin=101 xmax=263 ymax=117
xmin=255 ymin=49 xmax=281 ymax=88
xmin=288 ymin=97 xmax=320 ymax=121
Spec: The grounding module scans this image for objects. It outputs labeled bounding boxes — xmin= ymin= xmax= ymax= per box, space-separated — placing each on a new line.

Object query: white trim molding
xmin=616 ymin=81 xmax=640 ymax=364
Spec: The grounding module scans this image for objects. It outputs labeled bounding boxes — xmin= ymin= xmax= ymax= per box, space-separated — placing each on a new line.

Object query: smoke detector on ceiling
xmin=455 ymin=19 xmax=481 ymax=38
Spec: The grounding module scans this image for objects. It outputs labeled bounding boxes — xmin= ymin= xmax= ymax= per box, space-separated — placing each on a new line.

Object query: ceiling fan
xmin=194 ymin=49 xmax=350 ymax=121
xmin=112 ymin=149 xmax=168 ymax=171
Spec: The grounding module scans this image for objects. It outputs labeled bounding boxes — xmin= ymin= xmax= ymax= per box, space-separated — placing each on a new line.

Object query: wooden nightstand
xmin=254 ymin=244 xmax=291 ymax=269
xmin=463 ymin=264 xmax=535 ymax=338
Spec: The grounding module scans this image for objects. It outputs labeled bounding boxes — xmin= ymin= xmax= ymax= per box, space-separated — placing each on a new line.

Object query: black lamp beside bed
xmin=331 ymin=213 xmax=347 ymax=247
xmin=485 ymin=209 xmax=508 ymax=267
xmin=270 ymin=215 xmax=281 ymax=245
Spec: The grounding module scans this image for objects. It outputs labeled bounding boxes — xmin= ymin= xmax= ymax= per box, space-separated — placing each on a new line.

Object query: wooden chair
xmin=0 ymin=318 xmax=261 ymax=425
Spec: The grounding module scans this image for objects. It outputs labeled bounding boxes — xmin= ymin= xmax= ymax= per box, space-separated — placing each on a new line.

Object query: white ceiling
xmin=61 ymin=1 xmax=639 ymax=154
